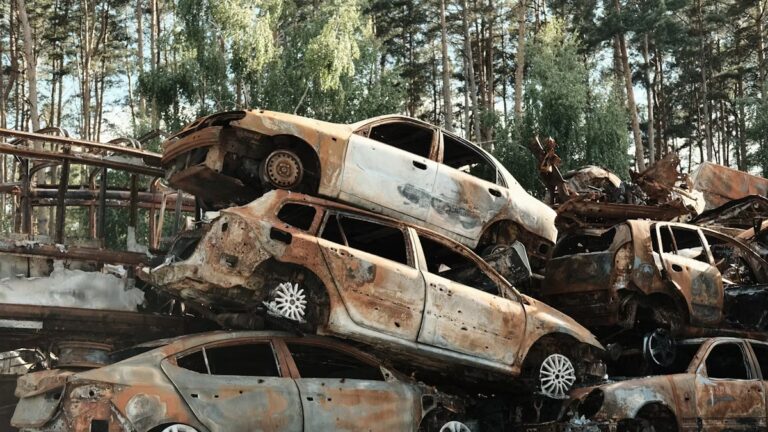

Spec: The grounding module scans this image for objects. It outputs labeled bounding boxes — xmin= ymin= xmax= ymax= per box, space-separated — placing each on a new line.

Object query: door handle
xmin=412 ymin=160 xmax=427 ymax=170
xmin=488 ymin=188 xmax=502 ymax=197
xmin=671 ymin=264 xmax=683 ymax=272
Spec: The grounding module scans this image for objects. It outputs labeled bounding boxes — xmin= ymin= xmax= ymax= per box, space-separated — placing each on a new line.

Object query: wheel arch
xmin=633 ymin=402 xmax=679 ymax=431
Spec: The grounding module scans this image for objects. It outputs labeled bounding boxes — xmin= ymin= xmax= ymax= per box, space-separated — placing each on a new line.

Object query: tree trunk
xmin=513 ymin=0 xmax=526 ymax=124
xmin=697 ymin=0 xmax=713 ymax=162
xmin=150 ymin=0 xmax=159 ymax=129
xmin=136 ymin=0 xmax=146 ymax=116
xmin=613 ymin=0 xmax=645 ymax=170
xmin=484 ymin=0 xmax=494 ymax=145
xmin=440 ymin=0 xmax=453 ymax=131
xmin=756 ymin=0 xmax=766 ymax=97
xmin=462 ymin=0 xmax=482 ymax=146
xmin=16 ymin=0 xmax=39 ymax=133
xmin=643 ymin=34 xmax=655 ymax=163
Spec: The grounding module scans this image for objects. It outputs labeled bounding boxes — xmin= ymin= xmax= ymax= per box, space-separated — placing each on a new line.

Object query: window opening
xmin=287 ymin=343 xmax=383 ymax=381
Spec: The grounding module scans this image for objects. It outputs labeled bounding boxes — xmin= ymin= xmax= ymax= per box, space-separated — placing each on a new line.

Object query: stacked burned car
xmin=10 ymin=109 xmax=768 ymax=431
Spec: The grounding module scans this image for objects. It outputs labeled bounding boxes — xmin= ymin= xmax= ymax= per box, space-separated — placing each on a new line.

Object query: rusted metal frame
xmin=129 ymin=174 xmax=139 ymax=229
xmin=154 ymin=193 xmax=168 ymax=249
xmin=0 ymin=127 xmax=162 ymax=163
xmin=149 ymin=179 xmax=159 ymax=249
xmin=0 ymin=241 xmax=149 ymax=265
xmin=19 ymin=158 xmax=31 ymax=235
xmin=32 ymin=198 xmax=195 ymax=212
xmin=172 ymin=189 xmax=183 ymax=233
xmin=0 ymin=142 xmax=164 ymax=176
xmin=54 ymin=160 xmax=70 ymax=243
xmin=97 ymin=168 xmax=108 ymax=245
xmin=16 ymin=187 xmax=195 ymax=206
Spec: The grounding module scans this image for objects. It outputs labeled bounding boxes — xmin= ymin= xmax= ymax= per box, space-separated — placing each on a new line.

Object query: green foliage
xmin=585 ymin=86 xmax=631 ymax=178
xmin=523 ymin=19 xmax=589 ymax=169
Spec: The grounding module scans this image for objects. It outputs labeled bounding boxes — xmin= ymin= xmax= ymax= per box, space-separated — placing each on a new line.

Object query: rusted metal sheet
xmin=528 ymin=139 xmax=703 ymax=232
xmin=143 ymin=190 xmax=602 ymax=386
xmin=691 ymin=162 xmax=768 ymax=210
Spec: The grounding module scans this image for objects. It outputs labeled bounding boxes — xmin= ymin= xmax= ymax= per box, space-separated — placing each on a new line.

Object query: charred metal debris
xmin=1 ymin=114 xmax=768 ymax=431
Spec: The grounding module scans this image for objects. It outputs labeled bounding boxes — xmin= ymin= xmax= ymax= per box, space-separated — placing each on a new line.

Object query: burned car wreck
xmin=564 ymin=337 xmax=768 ymax=431
xmin=143 ymin=190 xmax=605 ymax=399
xmin=12 ymin=331 xmax=471 ymax=432
xmin=543 ymin=220 xmax=768 ymax=346
xmin=161 ymin=110 xmax=557 ymax=269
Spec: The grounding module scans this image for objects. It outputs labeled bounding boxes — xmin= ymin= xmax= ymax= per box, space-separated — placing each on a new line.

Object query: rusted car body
xmin=690 ymin=162 xmax=768 ymax=210
xmin=12 ymin=331 xmax=470 ymax=432
xmin=563 ymin=337 xmax=768 ymax=431
xmin=143 ymin=190 xmax=604 ymax=398
xmin=160 ymin=110 xmax=557 ymax=267
xmin=542 ymin=220 xmax=768 ymax=338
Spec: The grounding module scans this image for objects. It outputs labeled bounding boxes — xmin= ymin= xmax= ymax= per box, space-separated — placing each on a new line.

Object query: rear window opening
xmin=177 ymin=343 xmax=280 ymax=377
xmin=553 ymin=228 xmax=616 ymax=257
xmin=320 ymin=213 xmax=410 ymax=266
xmin=442 ymin=135 xmax=499 ymax=185
xmin=277 ymin=203 xmax=316 ymax=231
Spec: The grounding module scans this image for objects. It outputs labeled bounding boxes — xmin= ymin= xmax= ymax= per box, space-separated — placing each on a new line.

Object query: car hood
xmin=523 ymin=295 xmax=603 ymax=351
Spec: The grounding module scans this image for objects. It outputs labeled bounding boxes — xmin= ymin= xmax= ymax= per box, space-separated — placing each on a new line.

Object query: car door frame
xmin=425 ymin=130 xmax=509 ymax=243
xmin=160 ymin=335 xmax=303 ymax=432
xmin=693 ymin=339 xmax=766 ymax=430
xmin=276 ymin=337 xmax=421 ymax=432
xmin=340 ymin=118 xmax=441 ymax=222
xmin=654 ymin=222 xmax=724 ymax=326
xmin=410 ymin=226 xmax=527 ymax=368
xmin=353 ymin=117 xmax=441 ymax=161
xmin=745 ymin=340 xmax=768 ymax=426
xmin=316 ymin=209 xmax=427 ymax=341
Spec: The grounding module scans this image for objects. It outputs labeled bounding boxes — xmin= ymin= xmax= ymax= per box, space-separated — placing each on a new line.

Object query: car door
xmin=317 ymin=211 xmax=426 ymax=341
xmin=654 ymin=224 xmax=724 ymax=326
xmin=748 ymin=342 xmax=768 ymax=425
xmin=413 ymin=230 xmax=526 ymax=366
xmin=282 ymin=340 xmax=420 ymax=432
xmin=694 ymin=341 xmax=766 ymax=430
xmin=340 ymin=120 xmax=439 ymax=221
xmin=160 ymin=340 xmax=302 ymax=432
xmin=426 ymin=133 xmax=508 ymax=242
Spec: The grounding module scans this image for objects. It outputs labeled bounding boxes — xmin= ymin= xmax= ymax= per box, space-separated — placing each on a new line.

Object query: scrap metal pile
xmin=2 ymin=111 xmax=768 ymax=431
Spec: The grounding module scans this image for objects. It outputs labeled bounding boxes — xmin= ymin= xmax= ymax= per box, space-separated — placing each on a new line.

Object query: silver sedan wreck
xmin=161 ymin=110 xmax=557 ymax=267
xmin=12 ymin=331 xmax=470 ymax=432
xmin=143 ymin=190 xmax=604 ymax=399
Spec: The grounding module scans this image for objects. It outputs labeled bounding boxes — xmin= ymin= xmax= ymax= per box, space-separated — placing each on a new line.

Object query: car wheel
xmin=159 ymin=425 xmax=199 ymax=432
xmin=261 ymin=149 xmax=304 ymax=189
xmin=439 ymin=421 xmax=471 ymax=432
xmin=264 ymin=281 xmax=307 ymax=322
xmin=538 ymin=353 xmax=576 ymax=399
xmin=643 ymin=328 xmax=676 ymax=368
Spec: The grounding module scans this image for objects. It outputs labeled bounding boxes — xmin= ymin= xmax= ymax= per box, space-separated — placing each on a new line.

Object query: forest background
xmin=1 ymin=0 xmax=767 ymax=199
